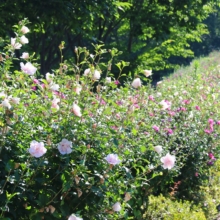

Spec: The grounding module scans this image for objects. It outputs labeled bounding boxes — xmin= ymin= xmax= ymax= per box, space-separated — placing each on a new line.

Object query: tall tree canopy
xmin=0 ymin=0 xmax=219 ymax=77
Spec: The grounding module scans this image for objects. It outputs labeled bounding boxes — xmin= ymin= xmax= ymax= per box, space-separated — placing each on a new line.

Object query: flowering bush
xmin=0 ymin=19 xmax=220 ymax=219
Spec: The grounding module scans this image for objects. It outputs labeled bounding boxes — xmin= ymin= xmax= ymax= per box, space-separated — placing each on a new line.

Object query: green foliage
xmin=197 ymin=160 xmax=220 ymax=219
xmin=143 ymin=194 xmax=206 ymax=220
xmin=0 ymin=0 xmax=217 ymax=77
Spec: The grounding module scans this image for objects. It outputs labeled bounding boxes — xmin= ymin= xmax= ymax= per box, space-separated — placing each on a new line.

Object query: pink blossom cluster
xmin=29 ymin=138 xmax=73 ymax=158
xmin=204 ymin=118 xmax=215 ymax=134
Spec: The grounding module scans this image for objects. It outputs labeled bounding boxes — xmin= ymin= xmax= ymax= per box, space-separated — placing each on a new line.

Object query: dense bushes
xmin=143 ymin=194 xmax=206 ymax=220
xmin=0 ymin=20 xmax=220 ymax=219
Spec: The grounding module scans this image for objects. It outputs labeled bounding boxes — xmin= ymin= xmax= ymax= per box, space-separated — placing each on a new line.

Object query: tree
xmin=0 ymin=0 xmax=218 ymax=77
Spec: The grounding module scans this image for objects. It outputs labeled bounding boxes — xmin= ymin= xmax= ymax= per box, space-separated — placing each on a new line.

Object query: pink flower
xmin=204 ymin=129 xmax=212 ymax=134
xmin=33 ymin=79 xmax=39 ymax=84
xmin=149 ymin=113 xmax=154 ymax=117
xmin=148 ymin=95 xmax=154 ymax=101
xmin=28 ymin=141 xmax=47 ymax=158
xmin=20 ymin=62 xmax=37 ymax=75
xmin=100 ymin=99 xmax=106 ymax=105
xmin=20 ymin=35 xmax=29 ymax=44
xmin=112 ymin=202 xmax=121 ymax=212
xmin=58 ymin=139 xmax=72 ymax=155
xmin=165 ymin=128 xmax=173 ymax=135
xmin=154 ymin=145 xmax=163 ymax=154
xmin=53 ymin=91 xmax=66 ymax=99
xmin=168 ymin=111 xmax=175 ymax=116
xmin=208 ymin=152 xmax=216 ymax=160
xmin=114 ymin=80 xmax=120 ymax=85
xmin=159 ymin=100 xmax=171 ymax=110
xmin=131 ymin=78 xmax=142 ymax=89
xmin=217 ymin=121 xmax=220 ymax=125
xmin=21 ymin=26 xmax=30 ymax=34
xmin=11 ymin=38 xmax=22 ymax=49
xmin=195 ymin=172 xmax=199 ymax=177
xmin=208 ymin=119 xmax=214 ymax=125
xmin=160 ymin=153 xmax=176 ymax=169
xmin=72 ymin=103 xmax=82 ymax=117
xmin=195 ymin=106 xmax=200 ymax=111
xmin=105 ymin=154 xmax=121 ymax=165
xmin=116 ymin=100 xmax=123 ymax=106
xmin=74 ymin=84 xmax=82 ymax=95
xmin=20 ymin=52 xmax=29 ymax=59
xmin=182 ymin=99 xmax=190 ymax=105
xmin=68 ymin=214 xmax=83 ymax=220
xmin=152 ymin=125 xmax=159 ymax=132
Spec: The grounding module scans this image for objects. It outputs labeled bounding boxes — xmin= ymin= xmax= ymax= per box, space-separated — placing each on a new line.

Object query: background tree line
xmin=1 ymin=0 xmax=220 ymax=82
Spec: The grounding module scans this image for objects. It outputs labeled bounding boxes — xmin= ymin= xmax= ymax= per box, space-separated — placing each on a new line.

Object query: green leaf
xmin=140 ymin=146 xmax=147 ymax=153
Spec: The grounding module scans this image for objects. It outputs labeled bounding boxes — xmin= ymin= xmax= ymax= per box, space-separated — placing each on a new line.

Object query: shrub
xmin=143 ymin=194 xmax=206 ymax=220
xmin=0 ymin=19 xmax=220 ymax=219
xmin=197 ymin=160 xmax=220 ymax=219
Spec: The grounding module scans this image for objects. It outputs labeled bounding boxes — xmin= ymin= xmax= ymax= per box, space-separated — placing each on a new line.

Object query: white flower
xmin=11 ymin=38 xmax=22 ymax=49
xmin=20 ymin=35 xmax=29 ymax=44
xmin=2 ymin=99 xmax=11 ymax=109
xmin=188 ymin=111 xmax=194 ymax=119
xmin=0 ymin=92 xmax=6 ymax=98
xmin=143 ymin=70 xmax=152 ymax=77
xmin=46 ymin=73 xmax=54 ymax=83
xmin=68 ymin=214 xmax=83 ymax=220
xmin=74 ymin=84 xmax=82 ymax=95
xmin=51 ymin=98 xmax=60 ymax=110
xmin=20 ymin=52 xmax=29 ymax=59
xmin=92 ymin=70 xmax=101 ymax=80
xmin=21 ymin=26 xmax=30 ymax=34
xmin=72 ymin=103 xmax=82 ymax=117
xmin=106 ymin=77 xmax=111 ymax=83
xmin=84 ymin=68 xmax=90 ymax=76
xmin=212 ymin=94 xmax=216 ymax=100
xmin=83 ymin=68 xmax=101 ymax=80
xmin=10 ymin=97 xmax=20 ymax=104
xmin=50 ymin=83 xmax=60 ymax=91
xmin=112 ymin=202 xmax=121 ymax=212
xmin=159 ymin=100 xmax=171 ymax=110
xmin=131 ymin=78 xmax=142 ymax=89
xmin=20 ymin=62 xmax=37 ymax=75
xmin=154 ymin=145 xmax=163 ymax=154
